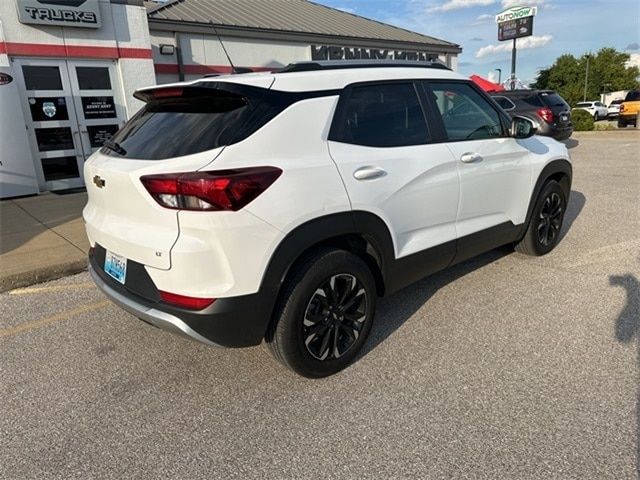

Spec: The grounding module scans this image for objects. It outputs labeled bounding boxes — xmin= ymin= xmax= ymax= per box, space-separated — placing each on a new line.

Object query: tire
xmin=515 ymin=180 xmax=567 ymax=256
xmin=593 ymin=112 xmax=599 ymax=121
xmin=618 ymin=119 xmax=626 ymax=128
xmin=266 ymin=248 xmax=377 ymax=378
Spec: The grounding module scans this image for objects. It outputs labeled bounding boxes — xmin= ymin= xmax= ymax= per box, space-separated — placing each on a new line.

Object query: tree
xmin=532 ymin=48 xmax=640 ymax=106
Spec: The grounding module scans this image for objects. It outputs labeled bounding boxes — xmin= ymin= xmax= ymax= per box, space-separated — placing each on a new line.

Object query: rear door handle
xmin=353 ymin=166 xmax=387 ymax=180
xmin=460 ymin=152 xmax=483 ymax=163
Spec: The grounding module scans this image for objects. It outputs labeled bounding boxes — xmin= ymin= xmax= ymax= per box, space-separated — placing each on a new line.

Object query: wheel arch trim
xmin=524 ymin=158 xmax=572 ymax=229
xmin=258 ymin=210 xmax=396 ymax=298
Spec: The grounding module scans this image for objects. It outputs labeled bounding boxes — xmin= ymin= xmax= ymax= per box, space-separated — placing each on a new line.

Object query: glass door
xmin=66 ymin=60 xmax=126 ymax=159
xmin=14 ymin=58 xmax=85 ymax=191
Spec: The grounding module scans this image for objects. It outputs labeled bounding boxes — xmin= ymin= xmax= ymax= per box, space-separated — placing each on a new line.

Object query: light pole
xmin=583 ymin=53 xmax=591 ymax=102
xmin=495 ymin=68 xmax=502 ymax=85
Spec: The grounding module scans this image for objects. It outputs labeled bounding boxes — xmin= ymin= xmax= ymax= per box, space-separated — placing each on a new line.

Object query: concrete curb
xmin=0 ymin=258 xmax=88 ymax=293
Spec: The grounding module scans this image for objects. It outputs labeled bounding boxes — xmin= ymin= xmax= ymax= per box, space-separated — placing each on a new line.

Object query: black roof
xmin=275 ymin=60 xmax=451 ymax=73
xmin=491 ymin=89 xmax=558 ymax=96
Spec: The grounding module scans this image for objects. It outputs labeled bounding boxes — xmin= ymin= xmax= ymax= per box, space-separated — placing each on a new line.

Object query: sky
xmin=315 ymin=0 xmax=640 ymax=86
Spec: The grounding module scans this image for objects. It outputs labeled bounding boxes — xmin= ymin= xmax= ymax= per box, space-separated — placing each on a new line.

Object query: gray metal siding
xmin=144 ymin=0 xmax=460 ymax=50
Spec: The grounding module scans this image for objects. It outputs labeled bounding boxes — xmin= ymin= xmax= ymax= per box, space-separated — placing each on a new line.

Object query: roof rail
xmin=275 ymin=60 xmax=451 ymax=73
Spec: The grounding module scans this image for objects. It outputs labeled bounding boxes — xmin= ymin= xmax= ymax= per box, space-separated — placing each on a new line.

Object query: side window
xmin=493 ymin=96 xmax=516 ymax=111
xmin=429 ymin=82 xmax=504 ymax=141
xmin=333 ymin=83 xmax=430 ymax=147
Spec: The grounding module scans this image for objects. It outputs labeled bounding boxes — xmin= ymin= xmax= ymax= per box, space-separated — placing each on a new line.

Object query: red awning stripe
xmin=155 ymin=63 xmax=273 ymax=75
xmin=0 ymin=42 xmax=152 ymax=59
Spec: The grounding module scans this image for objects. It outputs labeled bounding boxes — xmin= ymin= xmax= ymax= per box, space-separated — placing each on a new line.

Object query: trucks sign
xmin=495 ymin=6 xmax=537 ymax=41
xmin=15 ymin=0 xmax=101 ymax=29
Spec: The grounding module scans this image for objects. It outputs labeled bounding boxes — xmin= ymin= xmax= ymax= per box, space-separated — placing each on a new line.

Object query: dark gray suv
xmin=491 ymin=90 xmax=573 ymax=140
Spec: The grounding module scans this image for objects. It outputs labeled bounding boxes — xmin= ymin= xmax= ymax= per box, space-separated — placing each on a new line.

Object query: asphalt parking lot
xmin=1 ymin=131 xmax=639 ymax=479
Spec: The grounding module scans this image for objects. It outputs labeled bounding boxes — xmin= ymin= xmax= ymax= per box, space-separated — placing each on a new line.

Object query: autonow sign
xmin=495 ymin=5 xmax=537 ymax=23
xmin=15 ymin=0 xmax=102 ymax=28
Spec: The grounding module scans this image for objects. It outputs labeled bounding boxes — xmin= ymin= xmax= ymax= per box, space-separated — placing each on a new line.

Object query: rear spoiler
xmin=134 ymin=86 xmax=188 ymax=102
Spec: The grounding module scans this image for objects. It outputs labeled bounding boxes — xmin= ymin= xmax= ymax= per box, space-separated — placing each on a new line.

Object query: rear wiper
xmin=103 ymin=140 xmax=127 ymax=156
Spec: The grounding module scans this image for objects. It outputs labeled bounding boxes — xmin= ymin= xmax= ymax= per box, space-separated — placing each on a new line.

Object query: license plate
xmin=104 ymin=250 xmax=127 ymax=284
xmin=560 ymin=114 xmax=568 ymax=121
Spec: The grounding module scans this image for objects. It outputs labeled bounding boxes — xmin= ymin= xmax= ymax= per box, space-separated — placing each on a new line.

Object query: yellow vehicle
xmin=618 ymin=90 xmax=640 ymax=127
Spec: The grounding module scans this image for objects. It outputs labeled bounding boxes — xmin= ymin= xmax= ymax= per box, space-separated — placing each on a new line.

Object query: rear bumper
xmin=90 ymin=266 xmax=223 ymax=347
xmin=619 ymin=114 xmax=638 ymax=123
xmin=537 ymin=122 xmax=573 ymax=140
xmin=89 ymin=247 xmax=277 ymax=348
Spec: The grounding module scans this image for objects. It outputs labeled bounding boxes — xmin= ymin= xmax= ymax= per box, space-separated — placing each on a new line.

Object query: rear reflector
xmin=159 ymin=291 xmax=215 ymax=310
xmin=141 ymin=167 xmax=282 ymax=211
xmin=0 ymin=73 xmax=13 ymax=85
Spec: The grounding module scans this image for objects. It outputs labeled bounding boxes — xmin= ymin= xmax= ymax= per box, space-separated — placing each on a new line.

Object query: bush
xmin=572 ymin=109 xmax=595 ymax=131
xmin=594 ymin=122 xmax=616 ymax=131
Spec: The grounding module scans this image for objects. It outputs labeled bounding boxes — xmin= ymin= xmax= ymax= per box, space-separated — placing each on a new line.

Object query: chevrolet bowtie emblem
xmin=93 ymin=175 xmax=105 ymax=188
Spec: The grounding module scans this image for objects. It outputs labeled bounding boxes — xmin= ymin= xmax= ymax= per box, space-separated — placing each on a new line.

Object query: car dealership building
xmin=0 ymin=0 xmax=461 ymax=198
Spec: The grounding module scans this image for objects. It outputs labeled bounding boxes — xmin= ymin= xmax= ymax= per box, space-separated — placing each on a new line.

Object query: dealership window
xmin=40 ymin=157 xmax=80 ymax=181
xmin=76 ymin=67 xmax=112 ymax=90
xmin=333 ymin=83 xmax=430 ymax=147
xmin=22 ymin=66 xmax=63 ymax=90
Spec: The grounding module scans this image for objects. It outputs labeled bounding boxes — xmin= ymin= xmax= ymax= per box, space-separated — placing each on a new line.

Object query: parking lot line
xmin=0 ymin=300 xmax=109 ymax=339
xmin=9 ymin=283 xmax=97 ymax=295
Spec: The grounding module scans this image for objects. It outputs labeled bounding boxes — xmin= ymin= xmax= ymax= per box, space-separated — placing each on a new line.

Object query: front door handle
xmin=353 ymin=166 xmax=387 ymax=181
xmin=460 ymin=152 xmax=483 ymax=163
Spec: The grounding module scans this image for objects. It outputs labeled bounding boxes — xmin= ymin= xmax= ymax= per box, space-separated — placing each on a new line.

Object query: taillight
xmin=620 ymin=104 xmax=625 ymax=113
xmin=537 ymin=107 xmax=554 ymax=123
xmin=140 ymin=167 xmax=282 ymax=211
xmin=159 ymin=291 xmax=215 ymax=310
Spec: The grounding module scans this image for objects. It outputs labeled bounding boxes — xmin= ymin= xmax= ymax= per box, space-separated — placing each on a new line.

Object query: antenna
xmin=209 ymin=22 xmax=238 ymax=74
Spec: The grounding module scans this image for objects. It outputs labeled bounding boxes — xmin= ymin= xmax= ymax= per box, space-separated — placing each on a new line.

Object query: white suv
xmin=574 ymin=101 xmax=608 ymax=120
xmin=85 ymin=61 xmax=572 ymax=377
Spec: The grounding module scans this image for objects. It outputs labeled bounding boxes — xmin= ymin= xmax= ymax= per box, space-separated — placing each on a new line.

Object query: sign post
xmin=495 ymin=5 xmax=537 ymax=90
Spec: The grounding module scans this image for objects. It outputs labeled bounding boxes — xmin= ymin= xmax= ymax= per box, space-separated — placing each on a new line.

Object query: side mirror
xmin=511 ymin=116 xmax=537 ymax=139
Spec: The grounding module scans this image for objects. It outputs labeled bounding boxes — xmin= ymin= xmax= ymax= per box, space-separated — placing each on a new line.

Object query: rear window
xmin=625 ymin=91 xmax=640 ymax=101
xmin=540 ymin=92 xmax=568 ymax=108
xmin=104 ymin=88 xmax=255 ymax=160
xmin=517 ymin=94 xmax=544 ymax=108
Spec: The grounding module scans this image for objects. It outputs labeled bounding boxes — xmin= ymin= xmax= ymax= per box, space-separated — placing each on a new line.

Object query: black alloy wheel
xmin=537 ymin=192 xmax=563 ymax=247
xmin=514 ymin=180 xmax=567 ymax=256
xmin=267 ymin=248 xmax=377 ymax=378
xmin=302 ymin=274 xmax=367 ymax=361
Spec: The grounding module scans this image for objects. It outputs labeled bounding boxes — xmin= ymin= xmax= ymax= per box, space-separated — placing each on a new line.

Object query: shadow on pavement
xmin=0 ymin=190 xmax=87 ymax=255
xmin=361 ymin=189 xmax=587 ymax=360
xmin=562 ymin=138 xmax=579 ymax=149
xmin=561 ymin=190 xmax=586 ymax=241
xmin=610 ymin=273 xmax=640 ymax=477
xmin=363 ymin=246 xmax=511 ymax=357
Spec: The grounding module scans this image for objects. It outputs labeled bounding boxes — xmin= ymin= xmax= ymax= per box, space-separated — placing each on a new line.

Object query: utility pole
xmin=510 ymin=38 xmax=517 ymax=90
xmin=495 ymin=68 xmax=502 ymax=85
xmin=583 ymin=54 xmax=590 ymax=102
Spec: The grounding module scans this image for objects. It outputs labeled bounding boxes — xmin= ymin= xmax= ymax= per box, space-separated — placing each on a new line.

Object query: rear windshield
xmin=104 ymin=88 xmax=255 ymax=160
xmin=517 ymin=94 xmax=544 ymax=107
xmin=540 ymin=92 xmax=568 ymax=108
xmin=625 ymin=91 xmax=640 ymax=101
